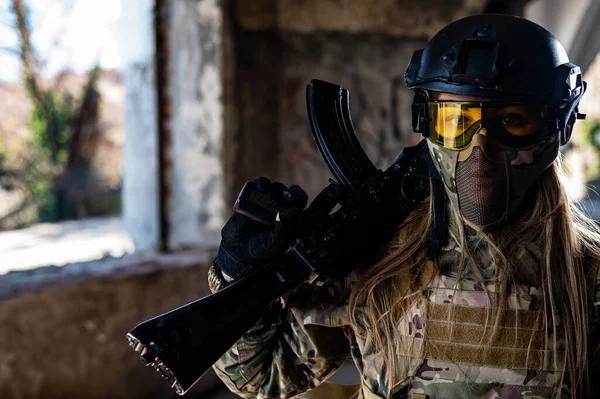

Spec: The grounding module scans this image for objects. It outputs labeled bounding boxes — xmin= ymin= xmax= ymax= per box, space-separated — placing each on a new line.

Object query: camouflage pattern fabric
xmin=214 ymin=245 xmax=600 ymax=399
xmin=591 ymin=257 xmax=600 ymax=394
xmin=213 ymin=279 xmax=353 ymax=399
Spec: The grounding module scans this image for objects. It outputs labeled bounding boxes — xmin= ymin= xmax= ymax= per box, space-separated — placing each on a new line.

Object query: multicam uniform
xmin=214 ymin=14 xmax=598 ymax=399
xmin=213 ymin=133 xmax=599 ymax=398
xmin=214 ymin=230 xmax=600 ymax=399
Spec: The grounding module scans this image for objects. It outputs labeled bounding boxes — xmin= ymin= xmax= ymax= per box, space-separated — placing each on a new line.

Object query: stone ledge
xmin=0 ymin=243 xmax=227 ymax=399
xmin=0 ymin=246 xmax=217 ymax=302
xmin=0 ymin=217 xmax=135 ymax=273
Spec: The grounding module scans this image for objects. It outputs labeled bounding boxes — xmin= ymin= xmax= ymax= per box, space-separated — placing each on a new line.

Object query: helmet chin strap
xmin=426 ymin=149 xmax=448 ymax=260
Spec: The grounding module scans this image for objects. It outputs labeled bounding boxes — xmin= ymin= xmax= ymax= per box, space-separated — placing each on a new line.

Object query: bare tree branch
xmin=11 ymin=0 xmax=60 ymax=164
xmin=0 ymin=45 xmax=20 ymax=55
xmin=11 ymin=0 xmax=41 ymax=90
xmin=5 ymin=0 xmax=105 ymax=223
xmin=0 ymin=19 xmax=16 ymax=28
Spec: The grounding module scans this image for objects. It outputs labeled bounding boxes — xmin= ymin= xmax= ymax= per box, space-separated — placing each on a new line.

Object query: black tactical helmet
xmin=405 ymin=14 xmax=586 ymax=144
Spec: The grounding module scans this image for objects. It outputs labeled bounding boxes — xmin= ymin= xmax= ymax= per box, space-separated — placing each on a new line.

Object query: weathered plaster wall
xmin=276 ymin=33 xmax=426 ymax=198
xmin=227 ymin=0 xmax=486 ymax=199
xmin=2 ymin=3 xmax=495 ymax=399
xmin=525 ymin=0 xmax=600 ymax=73
xmin=525 ymin=0 xmax=591 ymax=54
xmin=122 ymin=0 xmax=226 ymax=251
xmin=0 ymin=253 xmax=237 ymax=399
xmin=237 ymin=0 xmax=483 ymax=37
xmin=169 ymin=0 xmax=225 ymax=249
xmin=224 ymin=29 xmax=284 ymax=205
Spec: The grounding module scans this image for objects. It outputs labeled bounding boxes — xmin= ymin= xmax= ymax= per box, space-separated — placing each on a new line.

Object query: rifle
xmin=126 ymin=80 xmax=431 ymax=395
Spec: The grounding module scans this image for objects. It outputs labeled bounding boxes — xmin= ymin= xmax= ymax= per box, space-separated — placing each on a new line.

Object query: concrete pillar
xmin=122 ymin=0 xmax=225 ymax=251
xmin=168 ymin=0 xmax=225 ymax=249
xmin=122 ymin=0 xmax=490 ymax=251
xmin=121 ymin=0 xmax=160 ymax=251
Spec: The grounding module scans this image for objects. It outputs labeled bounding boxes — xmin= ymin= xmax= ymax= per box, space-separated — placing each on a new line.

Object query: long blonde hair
xmin=349 ymin=158 xmax=600 ymax=396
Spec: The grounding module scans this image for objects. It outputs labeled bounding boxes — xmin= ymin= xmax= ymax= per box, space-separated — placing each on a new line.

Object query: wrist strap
xmin=217 ymin=245 xmax=250 ymax=281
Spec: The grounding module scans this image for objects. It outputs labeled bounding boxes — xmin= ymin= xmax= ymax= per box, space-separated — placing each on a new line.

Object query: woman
xmin=210 ymin=14 xmax=600 ymax=398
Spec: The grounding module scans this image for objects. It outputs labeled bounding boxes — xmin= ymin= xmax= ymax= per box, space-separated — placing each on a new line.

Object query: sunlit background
xmin=0 ymin=0 xmax=121 ymax=82
xmin=0 ymin=1 xmax=599 ymax=398
xmin=0 ymin=0 xmax=130 ymax=271
xmin=0 ymin=0 xmax=599 ymax=272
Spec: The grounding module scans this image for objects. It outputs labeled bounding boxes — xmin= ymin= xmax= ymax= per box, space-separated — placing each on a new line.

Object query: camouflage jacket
xmin=214 ymin=259 xmax=600 ymax=399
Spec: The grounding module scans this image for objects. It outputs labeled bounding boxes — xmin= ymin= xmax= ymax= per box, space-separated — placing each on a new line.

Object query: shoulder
xmin=282 ymin=276 xmax=353 ymax=328
xmin=285 ymin=276 xmax=350 ymax=306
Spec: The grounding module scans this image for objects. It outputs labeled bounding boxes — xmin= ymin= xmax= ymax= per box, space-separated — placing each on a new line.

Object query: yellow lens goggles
xmin=422 ymin=102 xmax=550 ymax=150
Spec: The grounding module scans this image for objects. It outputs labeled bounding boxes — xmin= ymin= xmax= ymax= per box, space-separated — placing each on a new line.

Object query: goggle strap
xmin=411 ymin=102 xmax=428 ymax=134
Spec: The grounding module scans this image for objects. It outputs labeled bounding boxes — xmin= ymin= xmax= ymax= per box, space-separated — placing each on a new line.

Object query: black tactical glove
xmin=217 ymin=177 xmax=342 ymax=281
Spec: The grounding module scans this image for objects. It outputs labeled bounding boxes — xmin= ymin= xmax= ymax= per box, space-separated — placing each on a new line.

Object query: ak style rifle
xmin=126 ymin=80 xmax=431 ymax=395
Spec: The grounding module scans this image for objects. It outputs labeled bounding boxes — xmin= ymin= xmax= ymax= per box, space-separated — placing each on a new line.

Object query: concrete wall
xmin=121 ymin=0 xmax=160 ymax=251
xmin=525 ymin=0 xmax=591 ymax=53
xmin=1 ymin=2 xmax=494 ymax=399
xmin=525 ymin=0 xmax=600 ymax=73
xmin=236 ymin=0 xmax=483 ymax=37
xmin=122 ymin=0 xmax=487 ymax=242
xmin=0 ymin=251 xmax=237 ymax=399
xmin=122 ymin=0 xmax=226 ymax=251
xmin=169 ymin=0 xmax=225 ymax=249
xmin=276 ymin=33 xmax=426 ymax=198
xmin=227 ymin=0 xmax=485 ymax=200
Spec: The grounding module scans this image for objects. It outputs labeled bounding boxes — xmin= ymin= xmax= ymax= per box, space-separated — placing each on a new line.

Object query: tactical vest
xmin=299 ymin=258 xmax=599 ymax=399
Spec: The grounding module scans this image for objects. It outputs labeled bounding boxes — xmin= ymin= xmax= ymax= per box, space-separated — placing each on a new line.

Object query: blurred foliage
xmin=572 ymin=118 xmax=600 ymax=181
xmin=31 ymin=91 xmax=75 ymax=165
xmin=0 ymin=140 xmax=54 ymax=226
xmin=580 ymin=119 xmax=600 ymax=153
xmin=0 ymin=0 xmax=103 ymax=227
xmin=27 ymin=90 xmax=70 ymax=222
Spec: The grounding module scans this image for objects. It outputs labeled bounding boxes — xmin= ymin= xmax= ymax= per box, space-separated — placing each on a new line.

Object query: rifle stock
xmin=126 ymin=80 xmax=431 ymax=395
xmin=127 ymin=258 xmax=308 ymax=394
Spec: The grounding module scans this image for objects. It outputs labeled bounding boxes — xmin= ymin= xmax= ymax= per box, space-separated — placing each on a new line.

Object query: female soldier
xmin=210 ymin=14 xmax=600 ymax=398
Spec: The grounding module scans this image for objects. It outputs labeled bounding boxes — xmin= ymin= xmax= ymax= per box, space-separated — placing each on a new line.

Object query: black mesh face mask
xmin=426 ymin=133 xmax=512 ymax=231
xmin=455 ymin=146 xmax=508 ymax=228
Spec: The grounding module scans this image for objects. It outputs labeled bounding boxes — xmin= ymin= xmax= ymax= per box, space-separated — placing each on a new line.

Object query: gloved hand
xmin=217 ymin=177 xmax=343 ymax=281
